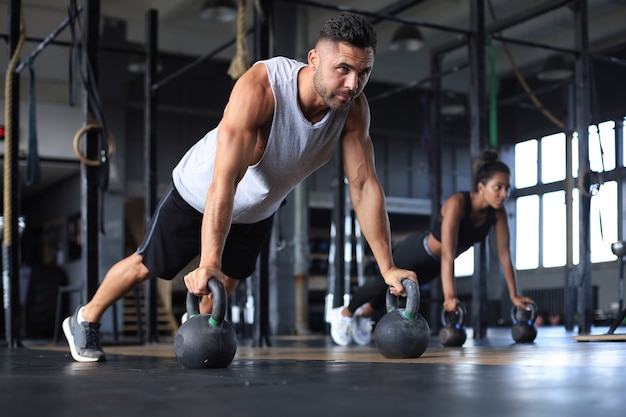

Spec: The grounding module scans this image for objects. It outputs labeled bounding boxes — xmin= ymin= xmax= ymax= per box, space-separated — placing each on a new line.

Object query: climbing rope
xmin=227 ymin=0 xmax=251 ymax=80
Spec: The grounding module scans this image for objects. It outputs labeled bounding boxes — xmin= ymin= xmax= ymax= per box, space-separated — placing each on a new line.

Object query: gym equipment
xmin=439 ymin=303 xmax=467 ymax=347
xmin=511 ymin=303 xmax=538 ymax=344
xmin=575 ymin=241 xmax=626 ymax=342
xmin=325 ymin=180 xmax=364 ymax=323
xmin=174 ymin=277 xmax=237 ymax=369
xmin=374 ymin=279 xmax=430 ymax=359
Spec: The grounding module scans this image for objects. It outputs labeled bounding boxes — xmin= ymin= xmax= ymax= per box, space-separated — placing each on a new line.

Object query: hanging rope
xmin=25 ymin=57 xmax=41 ymax=186
xmin=227 ymin=0 xmax=250 ymax=80
xmin=486 ymin=0 xmax=564 ymax=130
xmin=3 ymin=3 xmax=26 ymax=246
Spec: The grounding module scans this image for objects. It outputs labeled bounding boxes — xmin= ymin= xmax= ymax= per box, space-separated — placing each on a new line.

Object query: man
xmin=63 ymin=12 xmax=417 ymax=363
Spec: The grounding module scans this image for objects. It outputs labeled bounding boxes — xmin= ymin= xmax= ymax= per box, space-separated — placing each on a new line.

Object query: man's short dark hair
xmin=318 ymin=12 xmax=377 ymax=53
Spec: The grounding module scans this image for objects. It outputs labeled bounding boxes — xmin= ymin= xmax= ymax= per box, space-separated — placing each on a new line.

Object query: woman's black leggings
xmin=346 ymin=232 xmax=442 ymax=314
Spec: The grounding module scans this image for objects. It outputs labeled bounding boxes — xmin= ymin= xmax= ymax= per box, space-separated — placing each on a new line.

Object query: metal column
xmin=468 ymin=0 xmax=489 ymax=339
xmin=81 ymin=0 xmax=101 ymax=303
xmin=428 ymin=50 xmax=444 ymax=334
xmin=253 ymin=0 xmax=273 ymax=347
xmin=573 ymin=0 xmax=593 ymax=335
xmin=144 ymin=9 xmax=159 ymax=344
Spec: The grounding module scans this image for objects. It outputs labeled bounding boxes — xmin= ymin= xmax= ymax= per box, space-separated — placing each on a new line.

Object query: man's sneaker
xmin=62 ymin=306 xmax=105 ymax=362
xmin=329 ymin=307 xmax=353 ymax=346
xmin=351 ymin=315 xmax=373 ymax=346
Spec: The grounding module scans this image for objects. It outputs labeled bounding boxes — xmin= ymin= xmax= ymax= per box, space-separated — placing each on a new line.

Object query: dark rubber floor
xmin=1 ymin=326 xmax=625 ymax=417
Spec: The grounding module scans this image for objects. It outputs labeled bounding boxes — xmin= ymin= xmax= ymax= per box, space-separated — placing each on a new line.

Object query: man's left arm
xmin=341 ymin=95 xmax=417 ymax=296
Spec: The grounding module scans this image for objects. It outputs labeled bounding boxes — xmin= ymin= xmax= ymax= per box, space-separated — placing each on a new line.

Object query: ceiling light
xmin=198 ymin=0 xmax=238 ymax=23
xmin=389 ymin=24 xmax=424 ymax=52
xmin=537 ymin=54 xmax=573 ymax=81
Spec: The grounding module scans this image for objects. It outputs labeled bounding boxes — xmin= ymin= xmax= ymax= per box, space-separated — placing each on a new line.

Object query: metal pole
xmin=564 ymin=82 xmax=576 ymax=331
xmin=81 ymin=0 xmax=101 ymax=303
xmin=144 ymin=9 xmax=159 ymax=344
xmin=428 ymin=50 xmax=444 ymax=334
xmin=574 ymin=0 xmax=593 ymax=335
xmin=253 ymin=0 xmax=273 ymax=348
xmin=469 ymin=0 xmax=489 ymax=339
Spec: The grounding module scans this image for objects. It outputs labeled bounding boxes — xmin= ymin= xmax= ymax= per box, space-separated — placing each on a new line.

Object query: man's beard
xmin=314 ymin=72 xmax=354 ymax=111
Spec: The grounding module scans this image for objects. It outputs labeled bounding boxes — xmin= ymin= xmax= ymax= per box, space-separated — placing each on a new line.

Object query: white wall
xmin=1 ymin=98 xmax=82 ymax=160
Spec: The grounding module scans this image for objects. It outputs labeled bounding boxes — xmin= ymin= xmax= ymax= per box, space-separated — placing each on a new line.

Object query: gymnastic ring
xmin=73 ymin=123 xmax=115 ymax=167
xmin=577 ymin=168 xmax=603 ymax=198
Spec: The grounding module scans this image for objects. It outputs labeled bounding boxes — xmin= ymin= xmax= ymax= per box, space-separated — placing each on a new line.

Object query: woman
xmin=329 ymin=149 xmax=535 ymax=346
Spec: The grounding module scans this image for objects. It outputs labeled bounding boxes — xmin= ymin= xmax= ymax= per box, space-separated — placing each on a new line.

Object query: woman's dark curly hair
xmin=472 ymin=149 xmax=511 ymax=191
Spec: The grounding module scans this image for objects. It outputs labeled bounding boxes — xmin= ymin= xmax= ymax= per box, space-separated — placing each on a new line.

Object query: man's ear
xmin=308 ymin=49 xmax=318 ymax=71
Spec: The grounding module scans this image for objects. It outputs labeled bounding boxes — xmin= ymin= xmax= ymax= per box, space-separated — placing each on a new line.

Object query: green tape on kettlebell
xmin=209 ymin=316 xmax=222 ymax=327
xmin=403 ymin=311 xmax=415 ymax=320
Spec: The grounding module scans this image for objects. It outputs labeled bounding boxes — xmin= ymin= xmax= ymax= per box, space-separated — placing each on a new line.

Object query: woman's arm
xmin=439 ymin=193 xmax=465 ymax=312
xmin=494 ymin=207 xmax=535 ymax=309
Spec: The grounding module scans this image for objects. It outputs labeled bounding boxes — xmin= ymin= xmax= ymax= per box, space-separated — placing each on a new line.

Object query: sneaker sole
xmin=330 ymin=331 xmax=352 ymax=346
xmin=352 ymin=335 xmax=372 ymax=346
xmin=62 ymin=317 xmax=103 ymax=363
xmin=352 ymin=318 xmax=372 ymax=346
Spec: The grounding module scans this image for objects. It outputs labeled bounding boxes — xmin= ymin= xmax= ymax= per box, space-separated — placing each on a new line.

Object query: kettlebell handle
xmin=510 ymin=302 xmax=538 ymax=325
xmin=441 ymin=303 xmax=467 ymax=329
xmin=186 ymin=277 xmax=227 ymax=327
xmin=385 ymin=279 xmax=420 ymax=320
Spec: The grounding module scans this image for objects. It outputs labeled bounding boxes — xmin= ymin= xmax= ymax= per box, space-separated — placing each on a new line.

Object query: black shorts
xmin=137 ymin=185 xmax=274 ymax=280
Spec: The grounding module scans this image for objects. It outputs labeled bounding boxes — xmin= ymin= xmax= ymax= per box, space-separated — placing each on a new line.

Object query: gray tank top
xmin=172 ymin=56 xmax=350 ymax=223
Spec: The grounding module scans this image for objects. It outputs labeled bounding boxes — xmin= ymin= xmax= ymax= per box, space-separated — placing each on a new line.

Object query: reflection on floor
xmin=1 ymin=326 xmax=625 ymax=417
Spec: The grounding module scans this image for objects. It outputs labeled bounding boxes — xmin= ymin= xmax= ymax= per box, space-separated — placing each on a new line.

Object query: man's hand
xmin=183 ymin=266 xmax=225 ymax=296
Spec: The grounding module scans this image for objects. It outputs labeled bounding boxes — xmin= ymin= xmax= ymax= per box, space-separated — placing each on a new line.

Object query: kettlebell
xmin=374 ymin=279 xmax=430 ymax=359
xmin=174 ymin=277 xmax=238 ymax=369
xmin=511 ymin=302 xmax=538 ymax=344
xmin=439 ymin=303 xmax=467 ymax=347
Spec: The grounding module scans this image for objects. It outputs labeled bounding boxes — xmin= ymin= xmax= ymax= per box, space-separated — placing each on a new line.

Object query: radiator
xmin=523 ymin=287 xmax=597 ymax=315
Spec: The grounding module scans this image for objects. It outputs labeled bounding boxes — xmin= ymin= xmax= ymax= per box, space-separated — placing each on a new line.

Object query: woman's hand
xmin=443 ymin=296 xmax=460 ymax=312
xmin=511 ymin=295 xmax=535 ymax=310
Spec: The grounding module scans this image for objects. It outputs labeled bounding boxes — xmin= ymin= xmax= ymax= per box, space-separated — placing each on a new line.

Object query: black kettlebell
xmin=374 ymin=279 xmax=430 ymax=359
xmin=174 ymin=277 xmax=238 ymax=369
xmin=439 ymin=303 xmax=467 ymax=347
xmin=511 ymin=302 xmax=538 ymax=344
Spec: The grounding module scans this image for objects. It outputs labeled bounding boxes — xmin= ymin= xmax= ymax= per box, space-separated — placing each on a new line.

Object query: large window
xmin=516 ymin=194 xmax=539 ymax=269
xmin=514 ymin=120 xmax=621 ymax=269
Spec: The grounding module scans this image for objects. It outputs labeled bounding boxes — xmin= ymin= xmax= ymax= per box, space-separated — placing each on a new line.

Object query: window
xmin=542 ymin=191 xmax=566 ymax=267
xmin=454 ymin=247 xmax=474 ymax=277
xmin=515 ymin=139 xmax=538 ymax=188
xmin=514 ymin=120 xmax=620 ymax=269
xmin=516 ymin=195 xmax=539 ymax=270
xmin=541 ymin=133 xmax=566 ymax=183
xmin=590 ymin=181 xmax=618 ymax=263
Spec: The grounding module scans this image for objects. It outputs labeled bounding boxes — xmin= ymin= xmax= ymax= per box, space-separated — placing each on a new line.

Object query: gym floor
xmin=1 ymin=326 xmax=625 ymax=417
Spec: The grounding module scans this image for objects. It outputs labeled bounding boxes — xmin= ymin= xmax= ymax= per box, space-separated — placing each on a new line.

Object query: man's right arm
xmin=184 ymin=64 xmax=274 ymax=295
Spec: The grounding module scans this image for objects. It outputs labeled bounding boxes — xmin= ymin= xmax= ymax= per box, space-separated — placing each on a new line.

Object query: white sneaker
xmin=329 ymin=307 xmax=353 ymax=346
xmin=351 ymin=315 xmax=373 ymax=346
